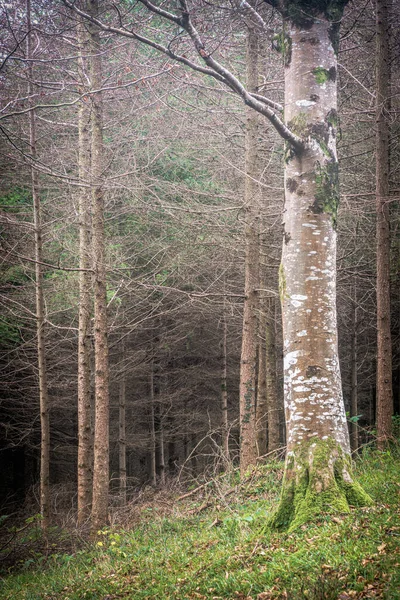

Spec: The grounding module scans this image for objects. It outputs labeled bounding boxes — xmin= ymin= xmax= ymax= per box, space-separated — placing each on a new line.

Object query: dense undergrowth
xmin=0 ymin=447 xmax=399 ymax=599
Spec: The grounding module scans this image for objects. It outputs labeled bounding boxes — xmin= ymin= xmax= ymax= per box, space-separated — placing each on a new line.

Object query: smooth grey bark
xmin=268 ymin=1 xmax=372 ymax=530
xmin=27 ymin=0 xmax=50 ymax=532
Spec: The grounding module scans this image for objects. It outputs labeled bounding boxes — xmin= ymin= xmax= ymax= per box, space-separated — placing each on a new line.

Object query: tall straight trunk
xmin=266 ymin=298 xmax=280 ymax=453
xmin=77 ymin=14 xmax=93 ymax=525
xmin=26 ymin=0 xmax=50 ymax=531
xmin=239 ymin=21 xmax=260 ymax=474
xmin=220 ymin=303 xmax=230 ymax=460
xmin=159 ymin=416 xmax=166 ymax=486
xmin=88 ymin=0 xmax=110 ymax=535
xmin=256 ymin=249 xmax=267 ymax=457
xmin=375 ymin=0 xmax=393 ymax=448
xmin=149 ymin=360 xmax=157 ymax=487
xmin=269 ymin=4 xmax=371 ymax=530
xmin=350 ymin=291 xmax=359 ymax=452
xmin=119 ymin=340 xmax=127 ymax=504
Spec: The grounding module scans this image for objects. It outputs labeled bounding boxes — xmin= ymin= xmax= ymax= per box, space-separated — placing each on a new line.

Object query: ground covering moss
xmin=0 ymin=448 xmax=399 ymax=600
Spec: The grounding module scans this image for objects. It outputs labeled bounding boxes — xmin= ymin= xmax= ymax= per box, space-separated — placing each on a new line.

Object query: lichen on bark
xmin=267 ymin=438 xmax=373 ymax=532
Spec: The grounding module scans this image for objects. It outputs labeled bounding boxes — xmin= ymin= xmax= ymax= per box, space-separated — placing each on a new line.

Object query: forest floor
xmin=0 ymin=447 xmax=399 ymax=600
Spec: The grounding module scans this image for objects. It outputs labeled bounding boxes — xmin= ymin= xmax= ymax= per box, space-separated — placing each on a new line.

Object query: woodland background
xmin=0 ymin=0 xmax=399 ymax=521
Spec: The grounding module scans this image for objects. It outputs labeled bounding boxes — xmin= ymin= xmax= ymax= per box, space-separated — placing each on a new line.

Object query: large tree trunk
xmin=27 ymin=0 xmax=50 ymax=532
xmin=270 ymin=7 xmax=371 ymax=530
xmin=375 ymin=0 xmax=393 ymax=448
xmin=77 ymin=14 xmax=93 ymax=525
xmin=239 ymin=21 xmax=260 ymax=474
xmin=88 ymin=0 xmax=110 ymax=536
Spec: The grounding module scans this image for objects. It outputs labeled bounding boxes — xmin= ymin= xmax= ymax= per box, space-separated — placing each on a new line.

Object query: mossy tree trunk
xmin=269 ymin=1 xmax=372 ymax=530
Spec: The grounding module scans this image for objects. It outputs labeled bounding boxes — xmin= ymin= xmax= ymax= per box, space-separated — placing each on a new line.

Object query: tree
xmin=86 ymin=0 xmax=110 ymax=535
xmin=26 ymin=0 xmax=50 ymax=531
xmin=239 ymin=17 xmax=261 ymax=473
xmin=267 ymin=0 xmax=372 ymax=529
xmin=77 ymin=11 xmax=94 ymax=525
xmin=375 ymin=0 xmax=393 ymax=448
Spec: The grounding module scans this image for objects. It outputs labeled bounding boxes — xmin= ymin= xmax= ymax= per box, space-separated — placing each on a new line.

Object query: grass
xmin=0 ymin=447 xmax=399 ymax=599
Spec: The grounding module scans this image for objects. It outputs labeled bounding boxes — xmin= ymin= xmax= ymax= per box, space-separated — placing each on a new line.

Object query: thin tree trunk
xmin=88 ymin=0 xmax=110 ymax=535
xmin=240 ymin=21 xmax=260 ymax=474
xmin=159 ymin=415 xmax=166 ymax=486
xmin=266 ymin=298 xmax=280 ymax=453
xmin=77 ymin=14 xmax=93 ymax=525
xmin=149 ymin=360 xmax=157 ymax=487
xmin=26 ymin=0 xmax=50 ymax=532
xmin=376 ymin=0 xmax=393 ymax=448
xmin=256 ymin=253 xmax=267 ymax=457
xmin=350 ymin=291 xmax=359 ymax=453
xmin=119 ymin=340 xmax=127 ymax=504
xmin=220 ymin=301 xmax=229 ymax=460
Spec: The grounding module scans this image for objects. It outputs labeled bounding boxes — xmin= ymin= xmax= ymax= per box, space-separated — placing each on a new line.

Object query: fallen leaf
xmin=377 ymin=542 xmax=387 ymax=554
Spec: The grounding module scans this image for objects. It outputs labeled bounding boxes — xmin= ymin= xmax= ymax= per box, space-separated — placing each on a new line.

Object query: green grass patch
xmin=1 ymin=449 xmax=399 ymax=599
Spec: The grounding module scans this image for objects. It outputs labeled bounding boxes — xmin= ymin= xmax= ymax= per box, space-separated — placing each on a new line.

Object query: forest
xmin=0 ymin=0 xmax=399 ymax=598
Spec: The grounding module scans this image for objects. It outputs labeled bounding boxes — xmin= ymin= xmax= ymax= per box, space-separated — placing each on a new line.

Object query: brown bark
xmin=26 ymin=0 xmax=50 ymax=532
xmin=376 ymin=0 xmax=393 ymax=448
xmin=266 ymin=298 xmax=280 ymax=453
xmin=159 ymin=417 xmax=166 ymax=486
xmin=88 ymin=0 xmax=110 ymax=535
xmin=239 ymin=21 xmax=260 ymax=474
xmin=119 ymin=339 xmax=127 ymax=504
xmin=350 ymin=290 xmax=359 ymax=453
xmin=220 ymin=301 xmax=230 ymax=460
xmin=256 ymin=247 xmax=267 ymax=457
xmin=149 ymin=359 xmax=157 ymax=487
xmin=77 ymin=13 xmax=93 ymax=525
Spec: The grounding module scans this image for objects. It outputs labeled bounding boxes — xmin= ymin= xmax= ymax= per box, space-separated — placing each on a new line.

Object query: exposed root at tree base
xmin=267 ymin=438 xmax=373 ymax=532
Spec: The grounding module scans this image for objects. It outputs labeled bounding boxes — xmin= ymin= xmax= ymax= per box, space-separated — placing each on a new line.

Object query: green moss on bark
xmin=312 ymin=161 xmax=339 ymax=228
xmin=267 ymin=438 xmax=373 ymax=532
xmin=278 ymin=263 xmax=287 ymax=302
xmin=288 ymin=113 xmax=308 ymax=137
xmin=273 ymin=32 xmax=292 ymax=66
